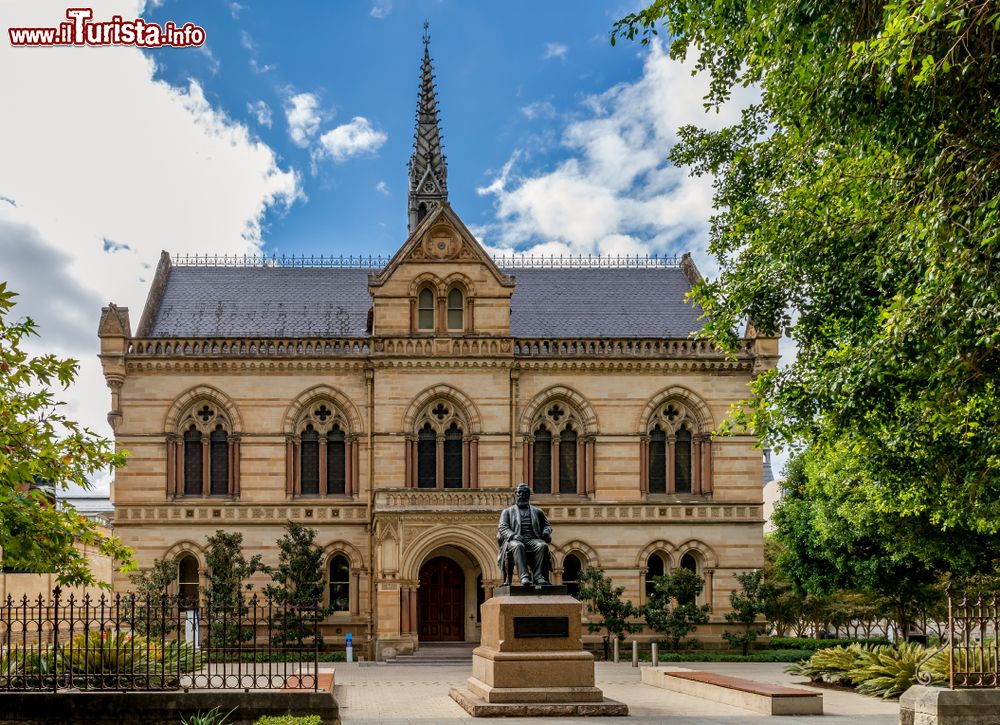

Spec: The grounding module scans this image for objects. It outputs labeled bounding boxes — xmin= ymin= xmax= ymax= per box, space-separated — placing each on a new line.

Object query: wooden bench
xmin=641 ymin=667 xmax=823 ymax=716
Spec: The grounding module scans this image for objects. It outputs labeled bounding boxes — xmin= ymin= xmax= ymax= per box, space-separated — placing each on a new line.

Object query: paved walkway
xmin=329 ymin=660 xmax=899 ymax=724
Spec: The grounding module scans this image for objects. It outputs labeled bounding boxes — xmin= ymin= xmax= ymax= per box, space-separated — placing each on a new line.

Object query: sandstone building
xmin=98 ymin=36 xmax=776 ymax=658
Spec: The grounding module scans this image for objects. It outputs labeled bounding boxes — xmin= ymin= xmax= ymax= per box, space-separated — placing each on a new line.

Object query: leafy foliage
xmin=612 ymin=0 xmax=1000 ymax=570
xmin=723 ymin=570 xmax=769 ymax=655
xmin=768 ymin=636 xmax=889 ymax=652
xmin=0 ymin=282 xmax=132 ymax=586
xmin=787 ymin=642 xmax=949 ymax=698
xmin=181 ymin=707 xmax=235 ymax=725
xmin=202 ymin=530 xmax=263 ymax=648
xmin=786 ymin=644 xmax=865 ymax=686
xmin=643 ymin=567 xmax=710 ymax=649
xmin=126 ymin=559 xmax=178 ymax=637
xmin=576 ymin=567 xmax=641 ymax=656
xmin=264 ymin=522 xmax=330 ymax=647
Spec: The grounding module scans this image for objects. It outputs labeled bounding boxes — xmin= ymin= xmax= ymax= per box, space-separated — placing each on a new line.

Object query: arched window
xmin=648 ymin=426 xmax=667 ymax=494
xmin=447 ymin=287 xmax=464 ymax=330
xmin=183 ymin=426 xmax=202 ymax=496
xmin=679 ymin=552 xmax=701 ymax=605
xmin=443 ymin=422 xmax=463 ymax=488
xmin=532 ymin=427 xmax=552 ymax=494
xmin=644 ymin=400 xmax=705 ymax=496
xmin=416 ymin=202 xmax=428 ymax=225
xmin=328 ymin=555 xmax=350 ymax=612
xmin=327 ymin=425 xmax=346 ymax=495
xmin=417 ymin=423 xmax=436 ymax=488
xmin=407 ymin=398 xmax=474 ymax=489
xmin=675 ymin=426 xmax=692 ymax=494
xmin=209 ymin=425 xmax=229 ymax=495
xmin=300 ymin=425 xmax=320 ymax=495
xmin=526 ymin=401 xmax=588 ymax=495
xmin=645 ymin=552 xmax=667 ymax=598
xmin=559 ymin=427 xmax=578 ymax=494
xmin=177 ymin=555 xmax=199 ymax=610
xmin=417 ymin=287 xmax=435 ymax=331
xmin=172 ymin=401 xmax=237 ymax=498
xmin=290 ymin=400 xmax=355 ymax=497
xmin=562 ymin=553 xmax=583 ymax=599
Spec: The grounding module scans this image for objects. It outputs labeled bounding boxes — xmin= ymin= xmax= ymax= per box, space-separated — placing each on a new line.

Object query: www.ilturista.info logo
xmin=8 ymin=8 xmax=206 ymax=48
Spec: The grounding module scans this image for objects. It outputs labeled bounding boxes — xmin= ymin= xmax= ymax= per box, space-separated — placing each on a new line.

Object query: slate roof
xmin=146 ymin=265 xmax=703 ymax=339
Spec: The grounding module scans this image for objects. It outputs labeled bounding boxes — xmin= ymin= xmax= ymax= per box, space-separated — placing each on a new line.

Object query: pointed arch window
xmin=645 ymin=551 xmax=667 ymax=599
xmin=447 ymin=287 xmax=464 ymax=330
xmin=642 ymin=400 xmax=709 ymax=497
xmin=170 ymin=401 xmax=239 ymax=498
xmin=562 ymin=552 xmax=583 ymax=599
xmin=328 ymin=555 xmax=351 ymax=612
xmin=183 ymin=426 xmax=203 ymax=496
xmin=679 ymin=552 xmax=702 ymax=605
xmin=177 ymin=554 xmax=199 ymax=611
xmin=417 ymin=423 xmax=436 ymax=488
xmin=289 ymin=401 xmax=357 ymax=497
xmin=525 ymin=401 xmax=591 ymax=496
xmin=443 ymin=422 xmax=463 ymax=488
xmin=417 ymin=287 xmax=435 ymax=331
xmin=406 ymin=398 xmax=477 ymax=489
xmin=532 ymin=427 xmax=552 ymax=494
xmin=675 ymin=426 xmax=692 ymax=494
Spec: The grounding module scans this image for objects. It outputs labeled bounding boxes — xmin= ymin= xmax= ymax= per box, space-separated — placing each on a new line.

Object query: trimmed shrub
xmin=786 ymin=644 xmax=864 ymax=685
xmin=768 ymin=636 xmax=890 ymax=651
xmin=849 ymin=642 xmax=947 ymax=698
xmin=642 ymin=648 xmax=813 ymax=663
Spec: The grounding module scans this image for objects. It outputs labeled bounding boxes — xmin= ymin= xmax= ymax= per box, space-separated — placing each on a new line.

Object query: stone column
xmin=166 ymin=434 xmax=176 ymax=498
xmin=231 ymin=437 xmax=241 ymax=497
xmin=470 ymin=437 xmax=479 ymax=488
xmin=285 ymin=436 xmax=294 ymax=496
xmin=551 ymin=436 xmax=560 ymax=492
xmin=293 ymin=435 xmax=301 ymax=496
xmin=577 ymin=438 xmax=586 ymax=495
xmin=344 ymin=436 xmax=354 ymax=496
xmin=467 ymin=298 xmax=475 ymax=332
xmin=639 ymin=436 xmax=649 ymax=494
xmin=353 ymin=438 xmax=361 ymax=496
xmin=667 ymin=436 xmax=676 ymax=494
xmin=702 ymin=440 xmax=713 ymax=494
xmin=409 ymin=297 xmax=416 ymax=334
xmin=436 ymin=295 xmax=446 ymax=335
xmin=201 ymin=435 xmax=209 ymax=496
xmin=436 ymin=435 xmax=445 ymax=488
xmin=693 ymin=437 xmax=702 ymax=495
xmin=586 ymin=439 xmax=595 ymax=495
xmin=401 ymin=589 xmax=410 ymax=634
xmin=409 ymin=588 xmax=418 ymax=634
xmin=175 ymin=440 xmax=184 ymax=497
xmin=521 ymin=440 xmax=530 ymax=484
xmin=462 ymin=438 xmax=471 ymax=487
xmin=404 ymin=438 xmax=413 ymax=488
xmin=351 ymin=570 xmax=361 ymax=616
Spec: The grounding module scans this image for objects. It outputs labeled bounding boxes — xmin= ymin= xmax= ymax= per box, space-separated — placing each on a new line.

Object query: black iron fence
xmin=916 ymin=589 xmax=999 ymax=689
xmin=0 ymin=588 xmax=319 ymax=692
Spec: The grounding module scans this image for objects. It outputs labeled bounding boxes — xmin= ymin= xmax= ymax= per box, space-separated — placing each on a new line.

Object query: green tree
xmin=723 ymin=570 xmax=769 ymax=655
xmin=127 ymin=559 xmax=177 ymax=637
xmin=576 ymin=567 xmax=641 ymax=660
xmin=612 ymin=0 xmax=1000 ymax=571
xmin=773 ymin=451 xmax=954 ymax=637
xmin=264 ymin=522 xmax=330 ymax=647
xmin=202 ymin=530 xmax=263 ymax=648
xmin=643 ymin=568 xmax=710 ymax=650
xmin=0 ymin=282 xmax=132 ymax=587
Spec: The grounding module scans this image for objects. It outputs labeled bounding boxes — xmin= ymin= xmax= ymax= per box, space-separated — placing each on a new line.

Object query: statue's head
xmin=515 ymin=483 xmax=531 ymax=504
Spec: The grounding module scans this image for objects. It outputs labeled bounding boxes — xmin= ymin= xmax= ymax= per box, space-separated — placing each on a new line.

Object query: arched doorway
xmin=418 ymin=556 xmax=465 ymax=641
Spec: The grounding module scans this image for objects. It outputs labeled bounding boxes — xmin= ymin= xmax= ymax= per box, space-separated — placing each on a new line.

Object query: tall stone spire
xmin=408 ymin=21 xmax=448 ymax=233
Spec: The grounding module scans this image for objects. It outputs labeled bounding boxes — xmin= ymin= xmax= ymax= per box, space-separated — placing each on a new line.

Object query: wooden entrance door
xmin=418 ymin=556 xmax=465 ymax=641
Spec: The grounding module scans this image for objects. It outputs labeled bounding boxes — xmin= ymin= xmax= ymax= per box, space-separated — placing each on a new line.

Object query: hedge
xmin=768 ymin=637 xmax=891 ymax=651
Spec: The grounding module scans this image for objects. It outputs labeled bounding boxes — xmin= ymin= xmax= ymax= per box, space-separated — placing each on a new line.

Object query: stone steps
xmin=388 ymin=643 xmax=475 ymax=666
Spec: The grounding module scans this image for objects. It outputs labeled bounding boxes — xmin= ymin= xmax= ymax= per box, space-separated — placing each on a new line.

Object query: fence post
xmin=632 ymin=640 xmax=638 ymax=667
xmin=612 ymin=637 xmax=620 ymax=664
xmin=651 ymin=642 xmax=658 ymax=668
xmin=52 ymin=586 xmax=61 ymax=692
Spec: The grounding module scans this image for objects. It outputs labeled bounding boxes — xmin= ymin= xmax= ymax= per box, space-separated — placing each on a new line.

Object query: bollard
xmin=651 ymin=642 xmax=658 ymax=668
xmin=612 ymin=637 xmax=620 ymax=663
xmin=632 ymin=640 xmax=638 ymax=667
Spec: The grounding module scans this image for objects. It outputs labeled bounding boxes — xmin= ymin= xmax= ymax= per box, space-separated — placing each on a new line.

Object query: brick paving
xmin=328 ymin=660 xmax=900 ymax=724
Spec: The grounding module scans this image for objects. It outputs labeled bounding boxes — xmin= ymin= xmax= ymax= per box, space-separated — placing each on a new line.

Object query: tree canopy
xmin=0 ymin=282 xmax=132 ymax=587
xmin=613 ymin=1 xmax=999 ymax=562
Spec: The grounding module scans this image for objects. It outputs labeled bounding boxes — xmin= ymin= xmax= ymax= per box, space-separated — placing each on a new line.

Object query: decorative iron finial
xmin=422 ymin=20 xmax=430 ymax=48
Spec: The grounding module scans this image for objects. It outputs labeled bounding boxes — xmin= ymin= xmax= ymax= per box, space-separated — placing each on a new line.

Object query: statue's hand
xmin=542 ymin=532 xmax=551 ymax=543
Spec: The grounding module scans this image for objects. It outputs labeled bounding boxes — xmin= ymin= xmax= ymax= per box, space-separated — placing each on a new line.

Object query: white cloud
xmin=248 ymin=99 xmax=272 ymax=128
xmin=228 ymin=2 xmax=245 ymax=19
xmin=478 ymin=41 xmax=758 ymax=275
xmin=375 ymin=180 xmax=390 ymax=196
xmin=370 ymin=0 xmax=392 ymax=19
xmin=521 ymin=101 xmax=556 ymax=120
xmin=240 ymin=29 xmax=255 ymax=51
xmin=316 ymin=117 xmax=388 ymax=162
xmin=0 ymin=0 xmax=302 ymax=494
xmin=543 ymin=42 xmax=568 ymax=61
xmin=285 ymin=92 xmax=322 ymax=147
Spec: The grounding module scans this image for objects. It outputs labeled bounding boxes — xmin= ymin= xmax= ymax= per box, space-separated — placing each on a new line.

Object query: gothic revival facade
xmin=98 ymin=37 xmax=777 ymax=657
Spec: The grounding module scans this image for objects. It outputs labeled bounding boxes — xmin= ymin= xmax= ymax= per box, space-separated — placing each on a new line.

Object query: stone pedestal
xmin=449 ymin=586 xmax=627 ymax=717
xmin=900 ymin=685 xmax=1000 ymax=725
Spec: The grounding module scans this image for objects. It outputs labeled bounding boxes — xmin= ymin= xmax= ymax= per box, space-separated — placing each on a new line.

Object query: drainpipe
xmin=366 ymin=364 xmax=375 ymax=662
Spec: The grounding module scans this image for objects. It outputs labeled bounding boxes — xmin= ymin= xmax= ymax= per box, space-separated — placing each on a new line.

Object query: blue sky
xmin=1 ymin=1 xmax=778 ymax=490
xmin=143 ymin=1 xmax=655 ymax=257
